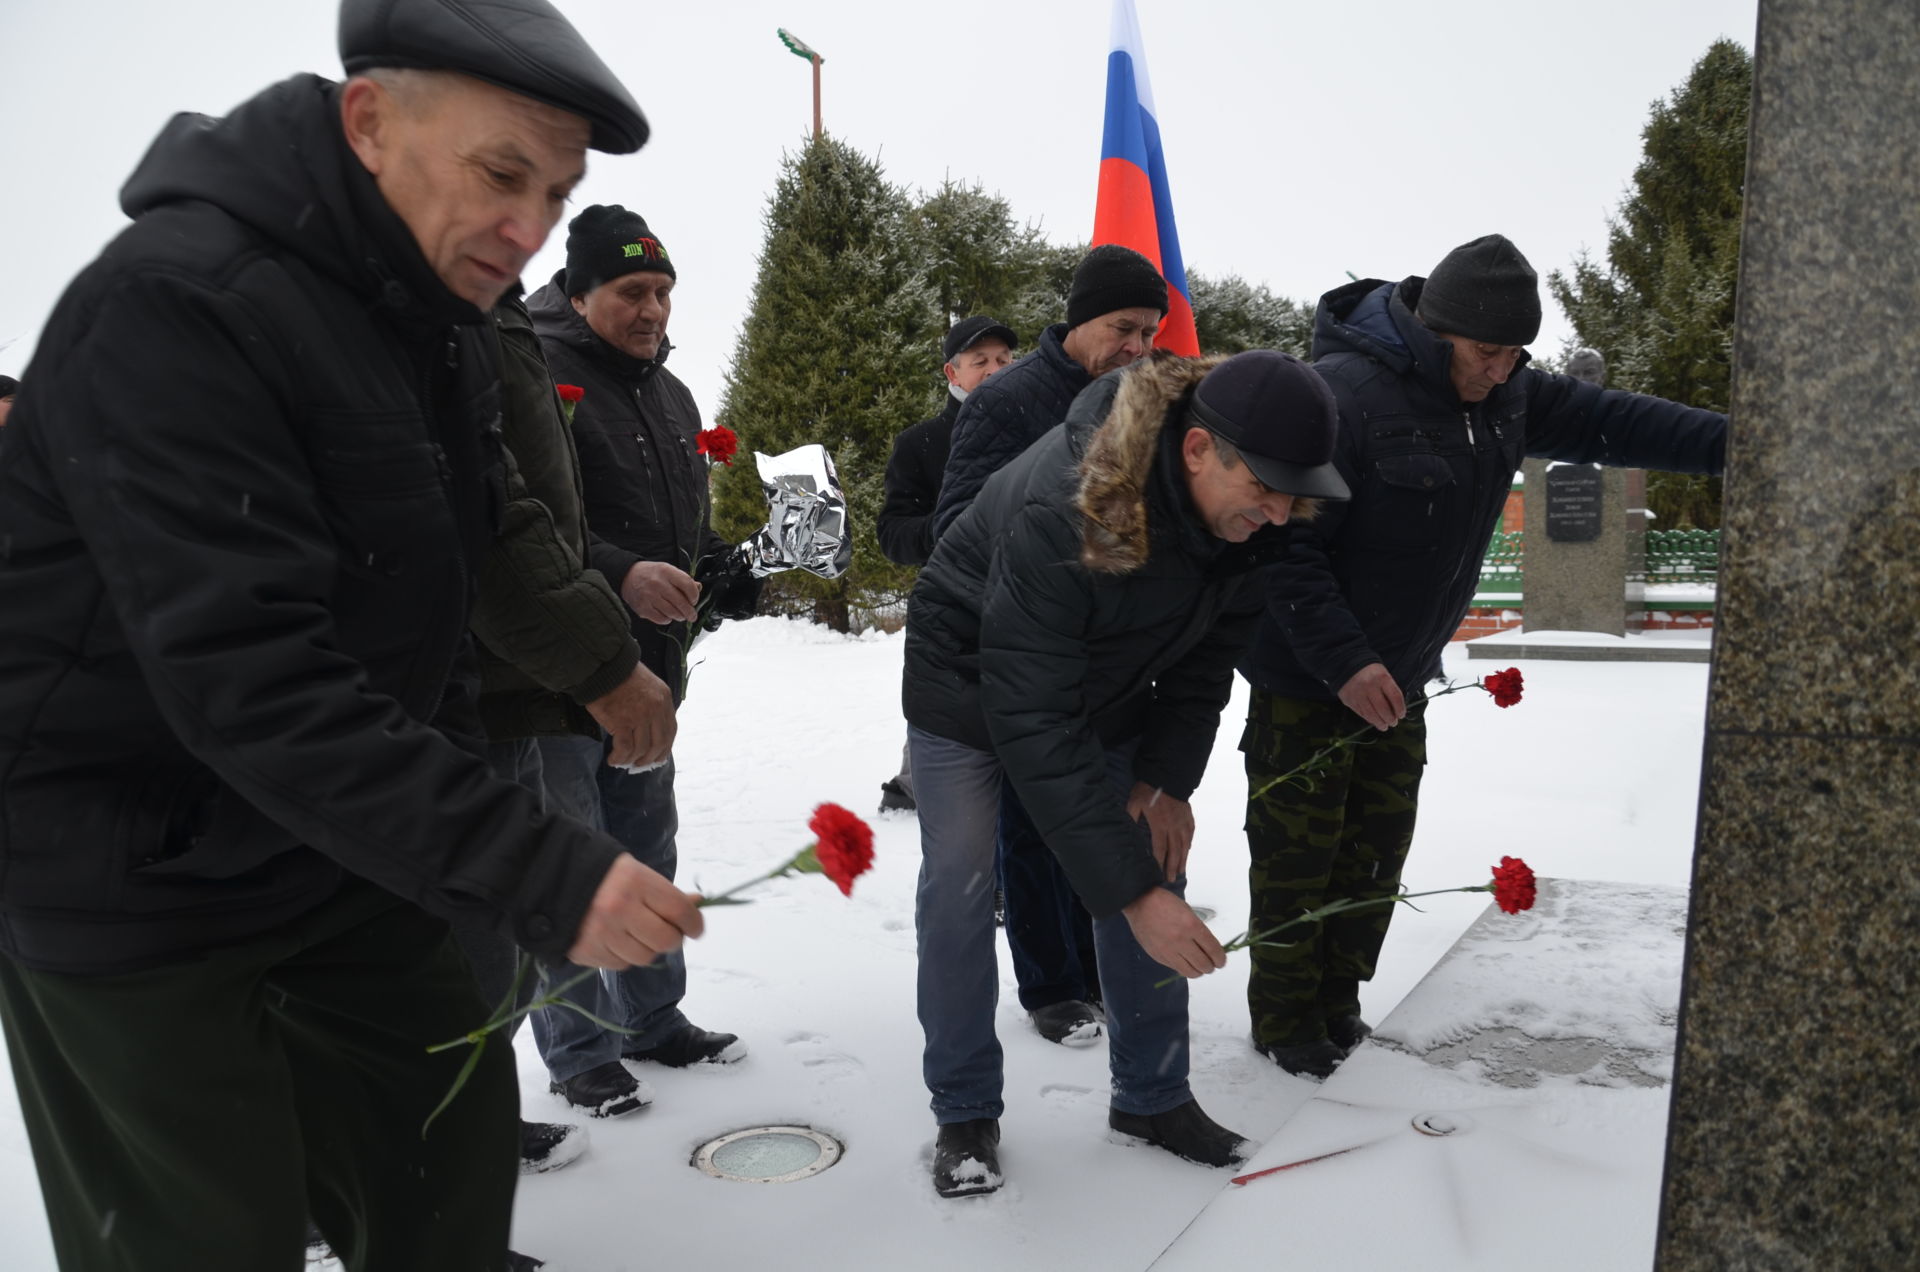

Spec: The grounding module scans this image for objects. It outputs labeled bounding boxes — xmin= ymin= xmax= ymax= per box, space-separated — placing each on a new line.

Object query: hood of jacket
xmin=1312 ymin=276 xmax=1531 ymax=406
xmin=119 ymin=73 xmax=480 ymax=334
xmin=1075 ymin=353 xmax=1317 ymax=575
xmin=527 ymin=269 xmax=673 ymax=381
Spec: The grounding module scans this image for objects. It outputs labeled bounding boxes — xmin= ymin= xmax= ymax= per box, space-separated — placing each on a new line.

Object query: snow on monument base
xmin=1150 ymin=879 xmax=1687 ymax=1272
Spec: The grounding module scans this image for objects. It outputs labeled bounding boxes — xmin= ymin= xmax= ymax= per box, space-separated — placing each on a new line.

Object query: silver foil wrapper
xmin=736 ymin=443 xmax=852 ymax=580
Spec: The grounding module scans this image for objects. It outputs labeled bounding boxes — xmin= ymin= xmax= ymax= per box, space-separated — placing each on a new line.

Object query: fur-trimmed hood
xmin=1077 ymin=353 xmax=1318 ymax=573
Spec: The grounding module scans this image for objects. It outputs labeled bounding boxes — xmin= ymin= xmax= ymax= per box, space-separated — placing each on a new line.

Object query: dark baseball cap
xmin=1189 ymin=350 xmax=1349 ymax=500
xmin=339 ymin=0 xmax=649 ymax=154
xmin=943 ymin=316 xmax=1018 ymax=363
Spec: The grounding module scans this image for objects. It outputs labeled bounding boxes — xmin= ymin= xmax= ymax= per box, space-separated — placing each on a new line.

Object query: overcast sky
xmin=2 ymin=0 xmax=1756 ymax=411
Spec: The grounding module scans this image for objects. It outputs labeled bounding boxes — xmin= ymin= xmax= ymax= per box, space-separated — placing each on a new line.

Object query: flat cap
xmin=339 ymin=0 xmax=649 ymax=153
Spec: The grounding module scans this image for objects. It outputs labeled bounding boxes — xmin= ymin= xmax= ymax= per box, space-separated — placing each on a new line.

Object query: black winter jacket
xmin=1239 ymin=278 xmax=1727 ymax=702
xmin=905 ymin=355 xmax=1295 ymax=918
xmin=0 ymin=76 xmax=626 ymax=973
xmin=930 ymin=323 xmax=1091 ymax=538
xmin=528 ymin=277 xmax=727 ymax=697
xmin=876 ymin=393 xmax=961 ymax=567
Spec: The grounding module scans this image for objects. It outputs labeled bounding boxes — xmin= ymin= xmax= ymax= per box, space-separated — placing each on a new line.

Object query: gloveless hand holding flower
xmin=422 ymin=803 xmax=875 ymax=1134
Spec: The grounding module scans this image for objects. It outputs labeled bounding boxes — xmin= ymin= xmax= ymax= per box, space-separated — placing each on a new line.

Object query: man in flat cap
xmin=904 ymin=349 xmax=1350 ymax=1197
xmin=0 ymin=0 xmax=686 ymax=1267
xmin=1238 ymin=235 xmax=1727 ymax=1079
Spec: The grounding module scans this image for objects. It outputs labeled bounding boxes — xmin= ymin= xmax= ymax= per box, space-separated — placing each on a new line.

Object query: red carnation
xmin=697 ymin=425 xmax=739 ymax=467
xmin=1490 ymin=856 xmax=1537 ymax=914
xmin=555 ymin=383 xmax=585 ymax=403
xmin=807 ymin=802 xmax=874 ymax=897
xmin=1483 ymin=667 xmax=1524 ymax=708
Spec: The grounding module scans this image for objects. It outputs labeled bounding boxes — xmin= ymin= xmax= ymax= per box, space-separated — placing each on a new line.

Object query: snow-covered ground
xmin=0 ymin=619 xmax=1710 ymax=1270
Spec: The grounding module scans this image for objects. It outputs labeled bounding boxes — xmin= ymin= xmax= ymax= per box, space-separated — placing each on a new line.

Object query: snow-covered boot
xmin=549 ymin=1060 xmax=652 ymax=1117
xmin=1256 ymin=1037 xmax=1345 ymax=1080
xmin=1326 ymin=1013 xmax=1373 ymax=1057
xmin=1029 ymin=1000 xmax=1103 ymax=1047
xmin=519 ymin=1119 xmax=589 ymax=1174
xmin=622 ymin=1023 xmax=746 ymax=1067
xmin=932 ymin=1118 xmax=1004 ymax=1198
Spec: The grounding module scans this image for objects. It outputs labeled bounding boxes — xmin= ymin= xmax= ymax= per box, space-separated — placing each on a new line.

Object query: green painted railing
xmin=1476 ymin=529 xmax=1720 ymax=592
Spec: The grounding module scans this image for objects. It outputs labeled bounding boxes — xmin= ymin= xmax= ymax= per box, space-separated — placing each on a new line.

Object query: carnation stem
xmin=1247 ymin=679 xmax=1488 ymax=804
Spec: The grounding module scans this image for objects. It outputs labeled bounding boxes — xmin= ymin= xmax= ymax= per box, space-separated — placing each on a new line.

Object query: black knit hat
xmin=339 ymin=0 xmax=649 ymax=154
xmin=1189 ymin=350 xmax=1349 ymax=501
xmin=1066 ymin=245 xmax=1169 ymax=329
xmin=1414 ymin=234 xmax=1541 ymax=346
xmin=564 ymin=205 xmax=675 ymax=297
xmin=0 ymin=376 xmax=17 ymax=398
xmin=942 ymin=316 xmax=1018 ymax=363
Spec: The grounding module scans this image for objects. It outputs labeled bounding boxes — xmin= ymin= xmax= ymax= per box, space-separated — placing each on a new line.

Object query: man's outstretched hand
xmin=566 ymin=854 xmax=704 ymax=969
xmin=1121 ymin=887 xmax=1226 ymax=979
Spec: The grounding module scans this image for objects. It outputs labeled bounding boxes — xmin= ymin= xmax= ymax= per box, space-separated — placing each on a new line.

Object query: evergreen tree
xmin=1547 ymin=39 xmax=1751 ymax=528
xmin=712 ymin=136 xmax=939 ymax=630
xmin=1188 ymin=271 xmax=1312 ymax=357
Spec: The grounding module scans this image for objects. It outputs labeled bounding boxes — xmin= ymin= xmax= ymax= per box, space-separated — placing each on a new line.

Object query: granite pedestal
xmin=1656 ymin=2 xmax=1920 ymax=1266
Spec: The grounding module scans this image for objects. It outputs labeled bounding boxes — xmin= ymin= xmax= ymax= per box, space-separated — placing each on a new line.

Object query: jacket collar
xmin=1074 ymin=353 xmax=1302 ymax=575
xmin=526 ymin=270 xmax=674 ymax=382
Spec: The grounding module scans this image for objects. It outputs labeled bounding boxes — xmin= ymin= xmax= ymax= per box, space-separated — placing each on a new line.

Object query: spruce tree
xmin=1548 ymin=38 xmax=1751 ymax=528
xmin=712 ymin=136 xmax=939 ymax=629
xmin=1188 ymin=272 xmax=1312 ymax=357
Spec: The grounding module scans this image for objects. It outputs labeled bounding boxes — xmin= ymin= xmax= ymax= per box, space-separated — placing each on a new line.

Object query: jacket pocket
xmin=1352 ymin=452 xmax=1460 ymax=551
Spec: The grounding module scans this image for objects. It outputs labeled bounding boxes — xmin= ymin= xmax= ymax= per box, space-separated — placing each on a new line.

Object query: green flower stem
xmin=423 ymin=956 xmax=634 ymax=1137
xmin=1247 ymin=680 xmax=1486 ymax=805
xmin=694 ymin=843 xmax=822 ymax=907
xmin=1154 ymin=880 xmax=1498 ymax=990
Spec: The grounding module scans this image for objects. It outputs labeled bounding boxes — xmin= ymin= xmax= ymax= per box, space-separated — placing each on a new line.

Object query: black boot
xmin=505 ymin=1253 xmax=545 ymax=1271
xmin=1029 ymin=1000 xmax=1103 ymax=1047
xmin=1326 ymin=1013 xmax=1373 ymax=1056
xmin=622 ymin=1023 xmax=745 ymax=1067
xmin=878 ymin=778 xmax=917 ymax=813
xmin=1108 ymin=1099 xmax=1251 ymax=1168
xmin=519 ymin=1119 xmax=589 ymax=1174
xmin=549 ymin=1060 xmax=651 ymax=1117
xmin=932 ymin=1118 xmax=1004 ymax=1197
xmin=1256 ymin=1037 xmax=1346 ymax=1080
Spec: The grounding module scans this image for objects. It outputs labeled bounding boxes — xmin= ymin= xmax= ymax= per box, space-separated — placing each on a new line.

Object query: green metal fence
xmin=1476 ymin=529 xmax=1720 ymax=592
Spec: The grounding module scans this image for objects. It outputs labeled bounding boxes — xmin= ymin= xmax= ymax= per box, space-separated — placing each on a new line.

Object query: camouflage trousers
xmin=1240 ymin=691 xmax=1427 ymax=1048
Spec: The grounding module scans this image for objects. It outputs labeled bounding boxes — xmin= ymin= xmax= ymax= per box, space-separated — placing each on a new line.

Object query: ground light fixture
xmin=693 ymin=1125 xmax=843 ymax=1183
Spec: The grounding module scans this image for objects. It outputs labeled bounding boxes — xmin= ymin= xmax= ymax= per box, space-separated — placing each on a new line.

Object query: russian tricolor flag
xmin=1093 ymin=0 xmax=1200 ymax=356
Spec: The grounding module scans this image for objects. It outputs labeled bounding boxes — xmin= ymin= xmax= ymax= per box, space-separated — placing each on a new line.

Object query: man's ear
xmin=1180 ymin=426 xmax=1213 ymax=475
xmin=941 ymin=362 xmax=960 ymax=387
xmin=339 ymin=78 xmax=390 ymax=176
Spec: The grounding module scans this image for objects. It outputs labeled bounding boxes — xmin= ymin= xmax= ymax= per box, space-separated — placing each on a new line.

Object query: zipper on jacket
xmin=418 ymin=330 xmax=468 ymax=724
xmin=1462 ymin=410 xmax=1475 ymax=446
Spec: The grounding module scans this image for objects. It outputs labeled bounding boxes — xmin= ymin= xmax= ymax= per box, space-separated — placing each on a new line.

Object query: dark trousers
xmin=531 ymin=736 xmax=689 ymax=1080
xmin=0 ymin=883 xmax=519 ymax=1272
xmin=996 ymin=781 xmax=1101 ymax=1011
xmin=1241 ymin=691 xmax=1428 ymax=1048
xmin=447 ymin=737 xmax=547 ymax=1036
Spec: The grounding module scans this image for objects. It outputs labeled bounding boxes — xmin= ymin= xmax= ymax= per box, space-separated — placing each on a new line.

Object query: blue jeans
xmin=909 ymin=726 xmax=1192 ymax=1124
xmin=531 ymin=735 xmax=690 ymax=1082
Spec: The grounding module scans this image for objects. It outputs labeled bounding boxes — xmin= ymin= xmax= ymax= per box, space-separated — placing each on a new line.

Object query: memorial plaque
xmin=1544 ymin=465 xmax=1604 ymax=542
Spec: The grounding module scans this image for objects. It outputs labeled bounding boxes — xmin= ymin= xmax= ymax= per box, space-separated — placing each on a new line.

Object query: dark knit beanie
xmin=1066 ymin=245 xmax=1169 ymax=330
xmin=1414 ymin=234 xmax=1541 ymax=345
xmin=0 ymin=376 xmax=17 ymax=398
xmin=564 ymin=204 xmax=675 ymax=298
